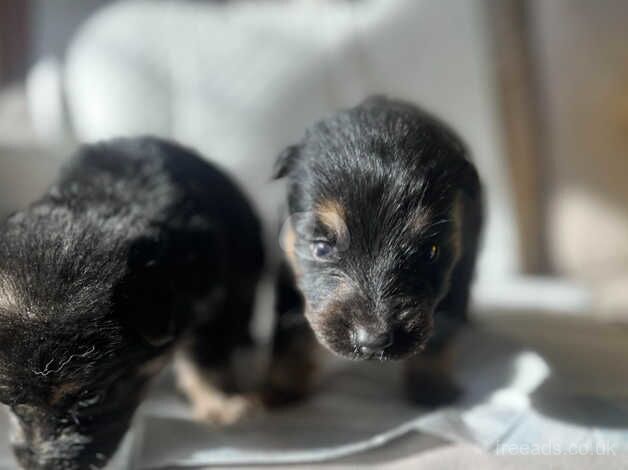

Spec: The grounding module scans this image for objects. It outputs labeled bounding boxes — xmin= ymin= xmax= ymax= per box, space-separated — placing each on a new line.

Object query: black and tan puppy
xmin=267 ymin=96 xmax=483 ymax=407
xmin=0 ymin=137 xmax=264 ymax=469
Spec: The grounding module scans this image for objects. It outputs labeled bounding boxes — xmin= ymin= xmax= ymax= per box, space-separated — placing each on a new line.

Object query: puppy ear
xmin=457 ymin=158 xmax=481 ymax=200
xmin=272 ymin=145 xmax=301 ymax=179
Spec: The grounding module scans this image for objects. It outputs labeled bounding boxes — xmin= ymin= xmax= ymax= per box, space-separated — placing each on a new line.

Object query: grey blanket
xmin=2 ymin=311 xmax=627 ymax=469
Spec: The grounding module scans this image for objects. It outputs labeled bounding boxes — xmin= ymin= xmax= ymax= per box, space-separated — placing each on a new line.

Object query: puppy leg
xmin=404 ymin=328 xmax=461 ymax=408
xmin=404 ymin=297 xmax=467 ymax=408
xmin=174 ymin=352 xmax=257 ymax=425
xmin=175 ymin=281 xmax=259 ymax=425
xmin=262 ymin=263 xmax=318 ymax=407
xmin=404 ymin=292 xmax=468 ymax=408
xmin=405 ymin=204 xmax=481 ymax=407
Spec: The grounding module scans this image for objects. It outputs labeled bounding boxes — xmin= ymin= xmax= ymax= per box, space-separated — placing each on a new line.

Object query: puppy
xmin=267 ymin=96 xmax=483 ymax=407
xmin=0 ymin=137 xmax=264 ymax=469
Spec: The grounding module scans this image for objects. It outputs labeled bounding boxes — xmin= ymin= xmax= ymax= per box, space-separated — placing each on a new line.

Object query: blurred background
xmin=2 ymin=0 xmax=626 ymax=318
xmin=1 ymin=0 xmax=628 ymax=468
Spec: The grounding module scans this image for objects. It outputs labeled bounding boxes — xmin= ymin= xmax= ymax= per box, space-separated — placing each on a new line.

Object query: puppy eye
xmin=428 ymin=244 xmax=439 ymax=262
xmin=310 ymin=240 xmax=334 ymax=260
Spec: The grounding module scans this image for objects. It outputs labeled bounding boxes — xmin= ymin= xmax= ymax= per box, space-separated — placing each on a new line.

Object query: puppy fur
xmin=268 ymin=96 xmax=483 ymax=407
xmin=0 ymin=137 xmax=264 ymax=469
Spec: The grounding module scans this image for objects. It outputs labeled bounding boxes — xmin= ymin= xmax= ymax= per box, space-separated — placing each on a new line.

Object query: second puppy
xmin=267 ymin=96 xmax=483 ymax=407
xmin=0 ymin=137 xmax=264 ymax=469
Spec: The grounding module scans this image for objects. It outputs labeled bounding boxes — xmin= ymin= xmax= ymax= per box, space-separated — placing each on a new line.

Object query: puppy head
xmin=275 ymin=96 xmax=480 ymax=360
xmin=0 ymin=210 xmax=172 ymax=469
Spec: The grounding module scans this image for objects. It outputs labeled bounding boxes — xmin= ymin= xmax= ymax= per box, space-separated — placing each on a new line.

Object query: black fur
xmin=0 ymin=137 xmax=264 ymax=469
xmin=269 ymin=96 xmax=483 ymax=406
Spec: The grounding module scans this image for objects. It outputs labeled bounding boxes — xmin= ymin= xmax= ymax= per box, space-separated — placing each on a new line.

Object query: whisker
xmin=427 ymin=218 xmax=452 ymax=227
xmin=422 ymin=218 xmax=452 ymax=232
xmin=417 ymin=181 xmax=430 ymax=209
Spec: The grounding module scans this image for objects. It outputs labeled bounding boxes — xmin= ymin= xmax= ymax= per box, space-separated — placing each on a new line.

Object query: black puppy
xmin=267 ymin=96 xmax=483 ymax=407
xmin=0 ymin=137 xmax=264 ymax=469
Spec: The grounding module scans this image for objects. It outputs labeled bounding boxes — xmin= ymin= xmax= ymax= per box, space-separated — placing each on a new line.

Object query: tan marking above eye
xmin=410 ymin=208 xmax=432 ymax=233
xmin=315 ymin=199 xmax=350 ymax=250
xmin=279 ymin=222 xmax=301 ymax=277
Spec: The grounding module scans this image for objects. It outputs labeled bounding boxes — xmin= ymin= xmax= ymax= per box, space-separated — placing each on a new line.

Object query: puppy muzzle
xmin=9 ymin=407 xmax=131 ymax=470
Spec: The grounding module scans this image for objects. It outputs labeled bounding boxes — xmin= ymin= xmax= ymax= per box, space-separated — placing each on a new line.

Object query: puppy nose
xmin=355 ymin=328 xmax=393 ymax=355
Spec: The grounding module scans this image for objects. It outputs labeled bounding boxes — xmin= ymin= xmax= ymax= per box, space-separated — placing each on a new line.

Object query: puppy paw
xmin=192 ymin=393 xmax=260 ymax=425
xmin=174 ymin=353 xmax=259 ymax=425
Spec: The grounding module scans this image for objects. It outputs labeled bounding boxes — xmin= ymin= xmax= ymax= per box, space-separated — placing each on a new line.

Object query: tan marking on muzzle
xmin=307 ymin=279 xmax=356 ymax=326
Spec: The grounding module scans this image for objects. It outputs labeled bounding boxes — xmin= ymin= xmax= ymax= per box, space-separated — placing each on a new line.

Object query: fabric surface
xmin=133 ymin=309 xmax=628 ymax=469
xmin=2 ymin=307 xmax=628 ymax=469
